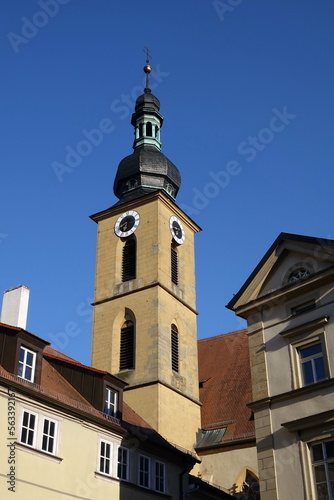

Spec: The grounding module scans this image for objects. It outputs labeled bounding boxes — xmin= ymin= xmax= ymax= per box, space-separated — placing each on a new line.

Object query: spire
xmin=143 ymin=46 xmax=152 ymax=92
xmin=131 ymin=50 xmax=163 ymax=151
xmin=113 ymin=54 xmax=181 ymax=204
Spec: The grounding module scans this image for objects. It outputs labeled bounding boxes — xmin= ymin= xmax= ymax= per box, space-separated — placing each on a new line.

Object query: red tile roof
xmin=198 ymin=330 xmax=255 ymax=445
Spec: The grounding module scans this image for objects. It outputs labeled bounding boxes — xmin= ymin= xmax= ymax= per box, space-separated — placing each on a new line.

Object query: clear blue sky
xmin=1 ymin=0 xmax=334 ymax=364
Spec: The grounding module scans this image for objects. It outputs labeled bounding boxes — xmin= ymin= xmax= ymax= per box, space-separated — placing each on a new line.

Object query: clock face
xmin=115 ymin=210 xmax=140 ymax=237
xmin=169 ymin=216 xmax=185 ymax=245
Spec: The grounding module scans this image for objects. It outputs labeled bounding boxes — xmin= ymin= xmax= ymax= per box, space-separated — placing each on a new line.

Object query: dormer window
xmin=104 ymin=387 xmax=117 ymax=417
xmin=18 ymin=346 xmax=36 ymax=382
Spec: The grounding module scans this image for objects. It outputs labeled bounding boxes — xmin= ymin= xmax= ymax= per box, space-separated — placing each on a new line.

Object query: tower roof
xmin=113 ymin=60 xmax=181 ymax=204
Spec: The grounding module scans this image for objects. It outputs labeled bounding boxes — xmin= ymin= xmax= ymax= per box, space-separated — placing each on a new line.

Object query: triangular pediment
xmin=227 ymin=233 xmax=334 ymax=313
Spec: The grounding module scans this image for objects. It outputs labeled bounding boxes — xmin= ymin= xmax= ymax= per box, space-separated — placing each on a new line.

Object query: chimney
xmin=1 ymin=285 xmax=30 ymax=329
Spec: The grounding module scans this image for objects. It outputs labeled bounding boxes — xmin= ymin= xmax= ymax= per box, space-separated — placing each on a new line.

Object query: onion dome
xmin=113 ymin=62 xmax=181 ymax=203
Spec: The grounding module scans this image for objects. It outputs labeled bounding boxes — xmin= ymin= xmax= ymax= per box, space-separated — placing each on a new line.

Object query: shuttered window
xmin=171 ymin=244 xmax=178 ymax=285
xmin=171 ymin=324 xmax=179 ymax=372
xmin=120 ymin=321 xmax=134 ymax=370
xmin=122 ymin=239 xmax=136 ymax=282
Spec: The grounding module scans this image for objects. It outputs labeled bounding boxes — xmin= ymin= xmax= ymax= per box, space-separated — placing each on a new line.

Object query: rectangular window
xmin=20 ymin=410 xmax=58 ymax=455
xmin=155 ymin=461 xmax=165 ymax=493
xmin=120 ymin=321 xmax=134 ymax=370
xmin=291 ymin=299 xmax=316 ymax=315
xmin=117 ymin=447 xmax=129 ymax=481
xmin=41 ymin=418 xmax=56 ymax=454
xmin=171 ymin=245 xmax=178 ymax=285
xmin=99 ymin=440 xmax=112 ymax=475
xmin=310 ymin=440 xmax=334 ymax=499
xmin=171 ymin=326 xmax=179 ymax=372
xmin=299 ymin=343 xmax=326 ymax=385
xmin=20 ymin=411 xmax=36 ymax=447
xmin=104 ymin=387 xmax=117 ymax=417
xmin=139 ymin=455 xmax=150 ymax=488
xmin=18 ymin=346 xmax=36 ymax=382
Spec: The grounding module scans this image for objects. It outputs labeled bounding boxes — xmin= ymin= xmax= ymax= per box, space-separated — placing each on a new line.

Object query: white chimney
xmin=1 ymin=285 xmax=30 ymax=329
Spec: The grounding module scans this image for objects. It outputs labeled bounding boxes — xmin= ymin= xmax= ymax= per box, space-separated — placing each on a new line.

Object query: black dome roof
xmin=113 ymin=145 xmax=181 ymax=202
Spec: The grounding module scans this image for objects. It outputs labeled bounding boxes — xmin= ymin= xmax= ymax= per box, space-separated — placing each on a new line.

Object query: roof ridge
xmin=198 ymin=329 xmax=247 ymax=343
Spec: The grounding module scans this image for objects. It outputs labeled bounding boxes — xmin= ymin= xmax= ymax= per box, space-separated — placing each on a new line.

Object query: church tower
xmin=91 ymin=61 xmax=201 ymax=452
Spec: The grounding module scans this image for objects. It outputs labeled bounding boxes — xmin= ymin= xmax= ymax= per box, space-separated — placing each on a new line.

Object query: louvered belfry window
xmin=171 ymin=324 xmax=179 ymax=372
xmin=120 ymin=320 xmax=134 ymax=370
xmin=122 ymin=238 xmax=136 ymax=282
xmin=171 ymin=244 xmax=178 ymax=285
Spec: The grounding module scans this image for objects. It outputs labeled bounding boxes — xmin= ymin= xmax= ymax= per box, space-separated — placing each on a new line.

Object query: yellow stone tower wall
xmin=91 ymin=192 xmax=201 ymax=451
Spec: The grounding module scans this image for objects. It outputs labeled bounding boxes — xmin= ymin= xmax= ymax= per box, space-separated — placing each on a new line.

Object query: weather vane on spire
xmin=143 ymin=46 xmax=152 ymax=91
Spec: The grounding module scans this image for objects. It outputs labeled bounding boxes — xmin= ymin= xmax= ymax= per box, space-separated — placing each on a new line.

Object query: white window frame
xmin=299 ymin=342 xmax=326 ymax=386
xmin=282 ymin=317 xmax=329 ymax=389
xmin=154 ymin=460 xmax=166 ymax=493
xmin=138 ymin=454 xmax=150 ymax=489
xmin=117 ymin=446 xmax=129 ymax=481
xmin=104 ymin=387 xmax=117 ymax=417
xmin=99 ymin=439 xmax=113 ymax=476
xmin=20 ymin=409 xmax=58 ymax=455
xmin=310 ymin=439 xmax=334 ymax=500
xmin=20 ymin=410 xmax=38 ymax=448
xmin=41 ymin=417 xmax=58 ymax=454
xmin=18 ymin=346 xmax=36 ymax=382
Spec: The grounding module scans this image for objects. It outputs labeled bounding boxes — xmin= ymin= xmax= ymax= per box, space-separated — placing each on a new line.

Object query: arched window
xmin=171 ymin=243 xmax=178 ymax=285
xmin=120 ymin=320 xmax=134 ymax=370
xmin=122 ymin=239 xmax=136 ymax=282
xmin=171 ymin=324 xmax=179 ymax=372
xmin=146 ymin=122 xmax=152 ymax=137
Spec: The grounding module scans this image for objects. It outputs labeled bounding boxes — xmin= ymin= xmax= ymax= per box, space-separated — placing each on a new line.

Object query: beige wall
xmin=0 ymin=387 xmax=121 ymax=499
xmin=91 ymin=193 xmax=201 ymax=452
xmin=124 ymin=382 xmax=201 ymax=452
xmin=198 ymin=445 xmax=258 ymax=493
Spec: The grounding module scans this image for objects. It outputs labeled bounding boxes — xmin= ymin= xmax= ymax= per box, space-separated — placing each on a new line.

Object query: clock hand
xmin=120 ymin=221 xmax=128 ymax=231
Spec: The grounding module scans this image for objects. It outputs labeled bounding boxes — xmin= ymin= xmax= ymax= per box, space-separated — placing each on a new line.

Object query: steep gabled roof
xmin=197 ymin=330 xmax=255 ymax=447
xmin=227 ymin=232 xmax=334 ymax=314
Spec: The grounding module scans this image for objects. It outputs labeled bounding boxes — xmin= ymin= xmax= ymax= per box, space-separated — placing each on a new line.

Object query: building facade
xmin=0 ymin=318 xmax=229 ymax=499
xmin=228 ymin=233 xmax=334 ymax=500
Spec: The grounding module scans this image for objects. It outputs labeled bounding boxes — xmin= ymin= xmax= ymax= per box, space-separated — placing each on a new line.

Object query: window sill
xmin=95 ymin=471 xmax=119 ymax=484
xmin=16 ymin=442 xmax=62 ymax=462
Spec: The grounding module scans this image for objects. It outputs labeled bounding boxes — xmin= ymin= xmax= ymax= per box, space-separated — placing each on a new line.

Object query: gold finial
xmin=143 ymin=46 xmax=152 ymax=90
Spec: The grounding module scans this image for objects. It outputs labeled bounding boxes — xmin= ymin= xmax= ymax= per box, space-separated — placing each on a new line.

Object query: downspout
xmin=179 ymin=455 xmax=196 ymax=500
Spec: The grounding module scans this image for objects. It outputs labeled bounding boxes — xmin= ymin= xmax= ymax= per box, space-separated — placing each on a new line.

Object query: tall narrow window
xmin=104 ymin=387 xmax=117 ymax=417
xmin=41 ymin=418 xmax=56 ymax=454
xmin=171 ymin=324 xmax=179 ymax=373
xmin=171 ymin=244 xmax=178 ymax=285
xmin=18 ymin=346 xmax=36 ymax=382
xmin=146 ymin=121 xmax=152 ymax=136
xmin=122 ymin=239 xmax=136 ymax=282
xmin=139 ymin=455 xmax=150 ymax=488
xmin=118 ymin=447 xmax=129 ymax=481
xmin=99 ymin=440 xmax=112 ymax=475
xmin=20 ymin=411 xmax=36 ymax=447
xmin=155 ymin=461 xmax=165 ymax=493
xmin=120 ymin=320 xmax=135 ymax=370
